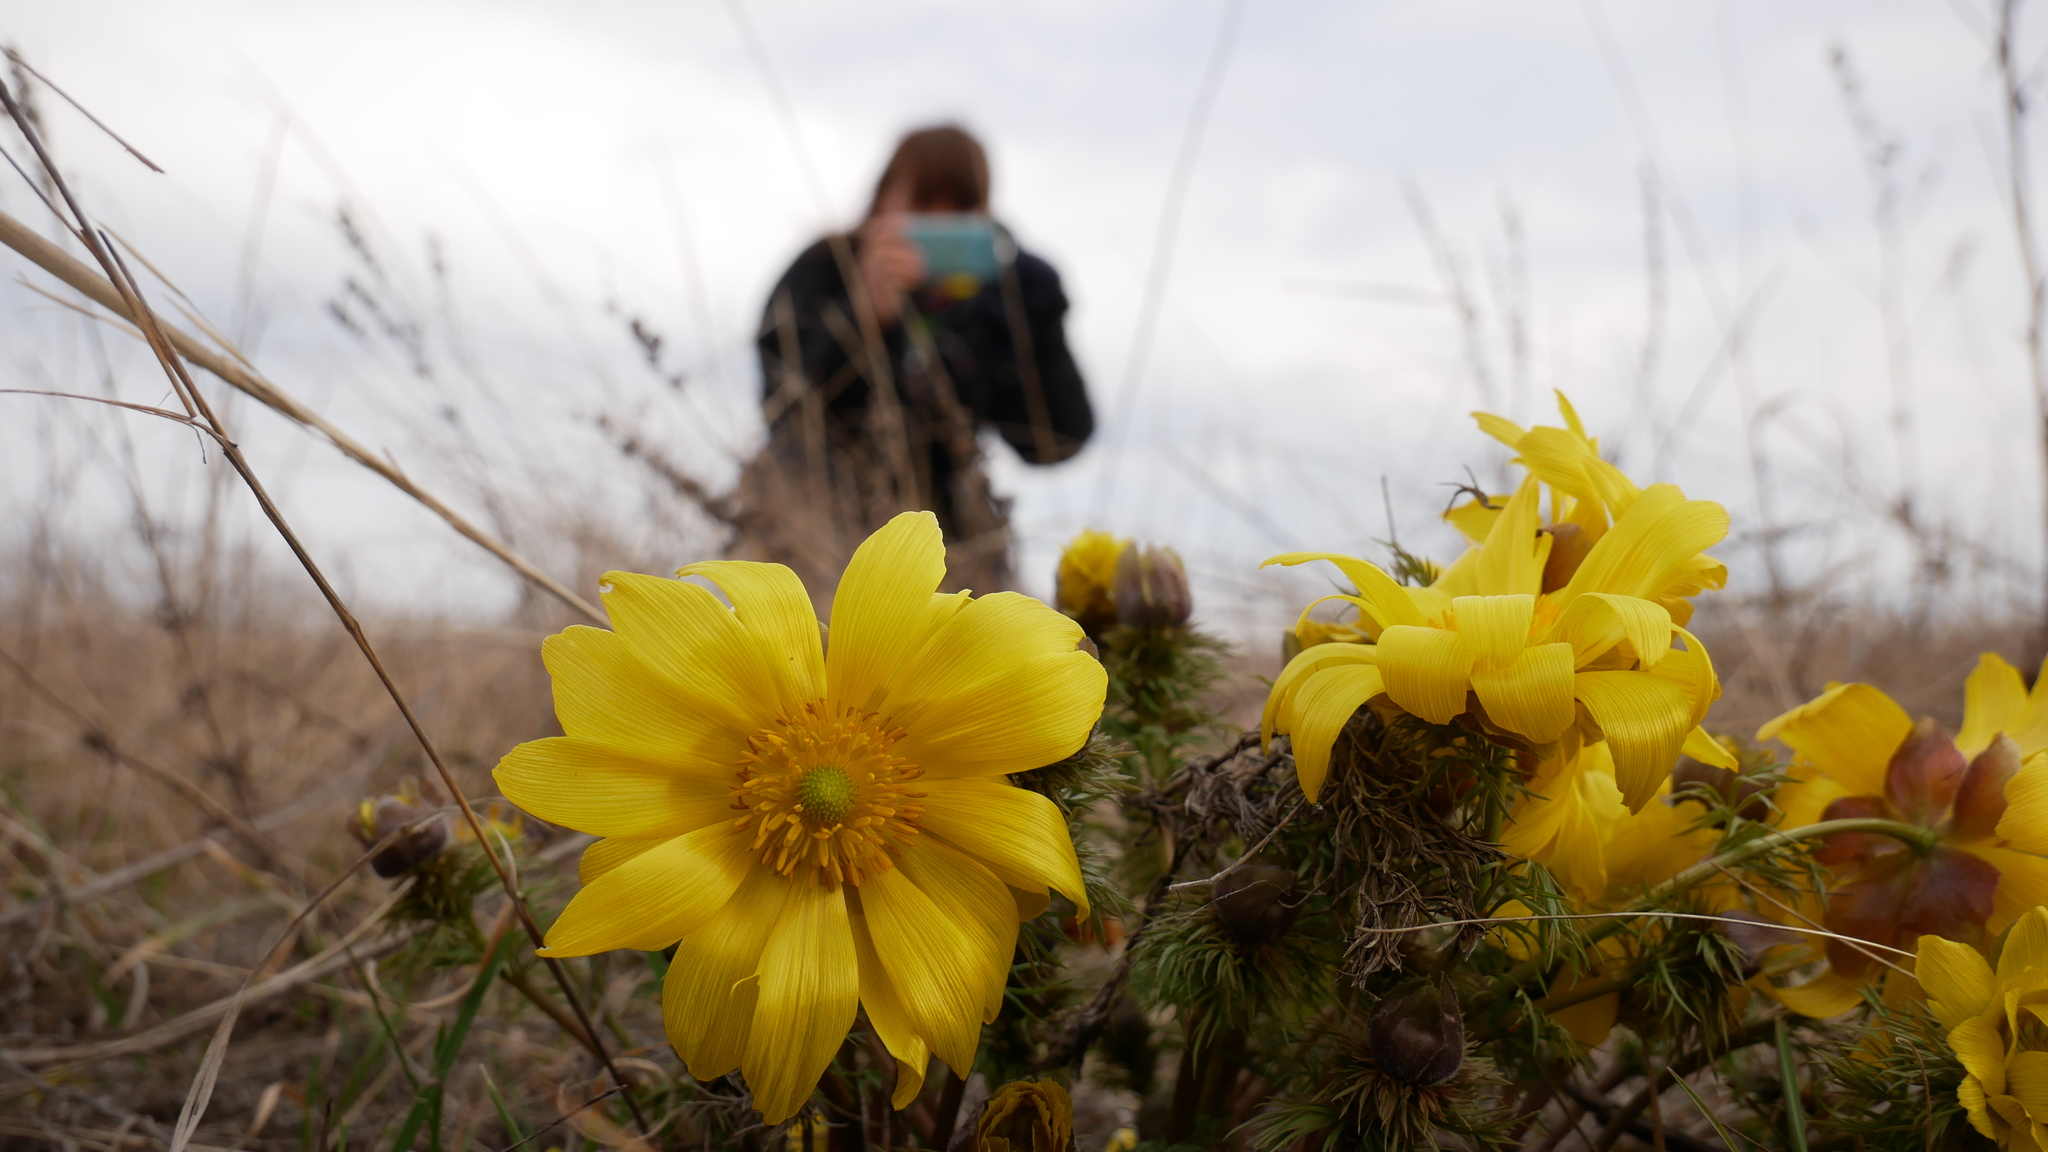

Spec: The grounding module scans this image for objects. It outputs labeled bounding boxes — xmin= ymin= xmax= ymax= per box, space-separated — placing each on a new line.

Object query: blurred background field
xmin=6 ymin=0 xmax=2048 ymax=1148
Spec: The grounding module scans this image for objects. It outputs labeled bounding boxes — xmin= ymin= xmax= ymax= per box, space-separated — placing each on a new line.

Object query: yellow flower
xmin=1495 ymin=741 xmax=1724 ymax=1045
xmin=973 ymin=1079 xmax=1076 ymax=1152
xmin=1055 ymin=529 xmax=1127 ymax=635
xmin=1262 ymin=397 xmax=1734 ymax=807
xmin=1753 ymin=657 xmax=2048 ymax=1019
xmin=1918 ymin=908 xmax=2048 ymax=1148
xmin=493 ymin=512 xmax=1104 ymax=1123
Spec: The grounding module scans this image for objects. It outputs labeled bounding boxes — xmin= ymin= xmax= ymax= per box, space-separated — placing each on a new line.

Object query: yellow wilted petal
xmin=2022 ymin=1053 xmax=2048 ymax=1122
xmin=1286 ymin=663 xmax=1387 ymax=802
xmin=1917 ymin=934 xmax=1998 ymax=1028
xmin=539 ymin=824 xmax=755 ymax=956
xmin=1471 ymin=641 xmax=1576 ymax=743
xmin=827 ymin=510 xmax=949 ymax=714
xmin=494 ymin=737 xmax=733 ymax=839
xmin=1444 ymin=494 xmax=1508 ymax=544
xmin=1999 ymin=755 xmax=2048 ymax=855
xmin=541 ymin=626 xmax=749 ymax=768
xmin=886 ymin=592 xmax=1105 ymax=779
xmin=600 ymin=571 xmax=788 ymax=729
xmin=1377 ymin=625 xmax=1474 ymax=724
xmin=859 ymin=859 xmax=995 ymax=1073
xmin=1758 ymin=970 xmax=1865 ymax=1018
xmin=1952 ymin=1016 xmax=2010 ymax=1096
xmin=676 ymin=560 xmax=825 ymax=706
xmin=920 ymin=778 xmax=1089 ymax=914
xmin=1648 ymin=628 xmax=1720 ymax=728
xmin=1498 ymin=748 xmax=1618 ymax=904
xmin=742 ymin=882 xmax=860 ymax=1124
xmin=1263 ymin=642 xmax=1378 ymax=749
xmin=1574 ymin=671 xmax=1691 ymax=812
xmin=579 ymin=836 xmax=665 ymax=885
xmin=1960 ymin=653 xmax=2032 ymax=760
xmin=1958 ymin=1077 xmax=1999 ymax=1141
xmin=849 ymin=905 xmax=931 ymax=1110
xmin=1262 ymin=552 xmax=1426 ymax=631
xmin=1681 ymin=727 xmax=1739 ymax=770
xmin=1756 ymin=681 xmax=1912 ymax=799
xmin=662 ymin=866 xmax=782 ymax=1081
xmin=1453 ymin=593 xmax=1536 ymax=666
xmin=1473 ymin=410 xmax=1527 ymax=447
xmin=1558 ymin=484 xmax=1729 ymax=607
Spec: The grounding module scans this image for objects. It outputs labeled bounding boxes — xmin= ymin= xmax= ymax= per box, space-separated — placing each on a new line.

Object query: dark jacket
xmin=754 ymin=233 xmax=1094 ymax=535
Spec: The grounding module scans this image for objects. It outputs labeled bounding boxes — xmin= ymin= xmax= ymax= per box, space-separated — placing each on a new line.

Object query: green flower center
xmin=796 ymin=764 xmax=856 ymax=826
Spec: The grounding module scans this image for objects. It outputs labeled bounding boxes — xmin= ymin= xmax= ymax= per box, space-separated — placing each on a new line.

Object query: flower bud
xmin=1054 ymin=529 xmax=1125 ymax=636
xmin=1212 ymin=864 xmax=1298 ymax=947
xmin=1112 ymin=543 xmax=1192 ymax=629
xmin=1368 ymin=977 xmax=1465 ymax=1086
xmin=972 ymin=1079 xmax=1075 ymax=1152
xmin=348 ymin=793 xmax=450 ymax=878
xmin=1394 ymin=921 xmax=1461 ymax=975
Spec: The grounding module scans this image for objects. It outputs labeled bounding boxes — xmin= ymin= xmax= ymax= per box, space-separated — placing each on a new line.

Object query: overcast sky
xmin=0 ymin=0 xmax=2040 ymax=636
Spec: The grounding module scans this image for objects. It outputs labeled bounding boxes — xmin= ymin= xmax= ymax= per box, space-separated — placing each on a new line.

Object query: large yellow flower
xmin=1754 ymin=655 xmax=2048 ymax=1016
xmin=1262 ymin=399 xmax=1733 ymax=808
xmin=493 ymin=512 xmax=1104 ymax=1123
xmin=1919 ymin=908 xmax=2048 ymax=1149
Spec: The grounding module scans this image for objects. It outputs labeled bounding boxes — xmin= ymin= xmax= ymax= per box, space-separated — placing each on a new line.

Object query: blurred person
xmin=738 ymin=124 xmax=1094 ymax=597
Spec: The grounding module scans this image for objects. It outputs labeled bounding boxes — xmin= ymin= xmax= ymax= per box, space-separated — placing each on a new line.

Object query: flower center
xmin=730 ymin=701 xmax=927 ymax=888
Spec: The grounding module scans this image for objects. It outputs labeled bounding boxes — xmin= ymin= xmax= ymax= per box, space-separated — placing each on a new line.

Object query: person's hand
xmin=855 ymin=213 xmax=924 ymax=328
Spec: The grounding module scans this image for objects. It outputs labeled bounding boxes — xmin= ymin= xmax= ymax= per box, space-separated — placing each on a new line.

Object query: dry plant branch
xmin=0 ymin=73 xmax=647 ymax=1136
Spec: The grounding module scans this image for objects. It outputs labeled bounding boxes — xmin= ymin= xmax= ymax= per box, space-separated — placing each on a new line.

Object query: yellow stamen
xmin=729 ymin=701 xmax=926 ymax=888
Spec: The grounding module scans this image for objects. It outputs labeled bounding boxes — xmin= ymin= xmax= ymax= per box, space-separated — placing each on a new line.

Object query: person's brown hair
xmin=866 ymin=125 xmax=990 ymax=217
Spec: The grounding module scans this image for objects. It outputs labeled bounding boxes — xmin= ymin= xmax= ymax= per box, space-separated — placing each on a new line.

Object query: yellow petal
xmin=1549 ymin=990 xmax=1619 ymax=1049
xmin=1916 ymin=934 xmax=1998 ymax=1028
xmin=1961 ymin=653 xmax=2032 ymax=759
xmin=1755 ymin=681 xmax=1911 ymax=799
xmin=1377 ymin=625 xmax=1474 ymax=724
xmin=494 ymin=737 xmax=734 ymax=839
xmin=1999 ymin=755 xmax=2048 ymax=855
xmin=1952 ymin=1016 xmax=2009 ymax=1096
xmin=579 ymin=836 xmax=665 ymax=885
xmin=920 ymin=778 xmax=1089 ymax=914
xmin=1454 ymin=594 xmax=1536 ymax=666
xmin=1286 ymin=663 xmax=1387 ymax=802
xmin=542 ymin=626 xmax=749 ymax=767
xmin=1958 ymin=1076 xmax=1999 ymax=1141
xmin=1465 ymin=478 xmax=1548 ymax=597
xmin=540 ymin=825 xmax=754 ymax=956
xmin=897 ymin=838 xmax=1019 ymax=1027
xmin=742 ymin=881 xmax=859 ymax=1124
xmin=1681 ymin=727 xmax=1739 ymax=770
xmin=1757 ymin=970 xmax=1865 ymax=1018
xmin=1574 ymin=671 xmax=1691 ymax=812
xmin=1648 ymin=628 xmax=1720 ymax=728
xmin=1471 ymin=641 xmax=1577 ymax=743
xmin=1443 ymin=495 xmax=1508 ymax=544
xmin=2000 ymin=900 xmax=2048 ymax=979
xmin=858 ymin=845 xmax=1006 ymax=1073
xmin=1557 ymin=484 xmax=1728 ymax=607
xmin=2009 ymin=1052 xmax=2048 ymax=1120
xmin=1500 ymin=748 xmax=1618 ymax=904
xmin=661 ymin=865 xmax=783 ymax=1080
xmin=1262 ymin=552 xmax=1426 ymax=631
xmin=676 ymin=560 xmax=825 ymax=706
xmin=849 ymin=904 xmax=931 ymax=1110
xmin=1263 ymin=642 xmax=1378 ymax=749
xmin=1552 ymin=593 xmax=1674 ymax=671
xmin=827 ymin=511 xmax=950 ymax=714
xmin=1473 ymin=410 xmax=1527 ymax=448
xmin=599 ymin=571 xmax=789 ymax=727
xmin=886 ymin=592 xmax=1105 ymax=779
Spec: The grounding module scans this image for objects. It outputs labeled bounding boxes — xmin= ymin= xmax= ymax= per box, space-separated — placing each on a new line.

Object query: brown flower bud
xmin=972 ymin=1079 xmax=1075 ymax=1152
xmin=1669 ymin=755 xmax=1768 ymax=824
xmin=1212 ymin=864 xmax=1298 ymax=947
xmin=1369 ymin=977 xmax=1465 ymax=1085
xmin=1539 ymin=522 xmax=1595 ymax=593
xmin=1394 ymin=921 xmax=1461 ymax=975
xmin=348 ymin=794 xmax=450 ymax=878
xmin=1112 ymin=543 xmax=1192 ymax=629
